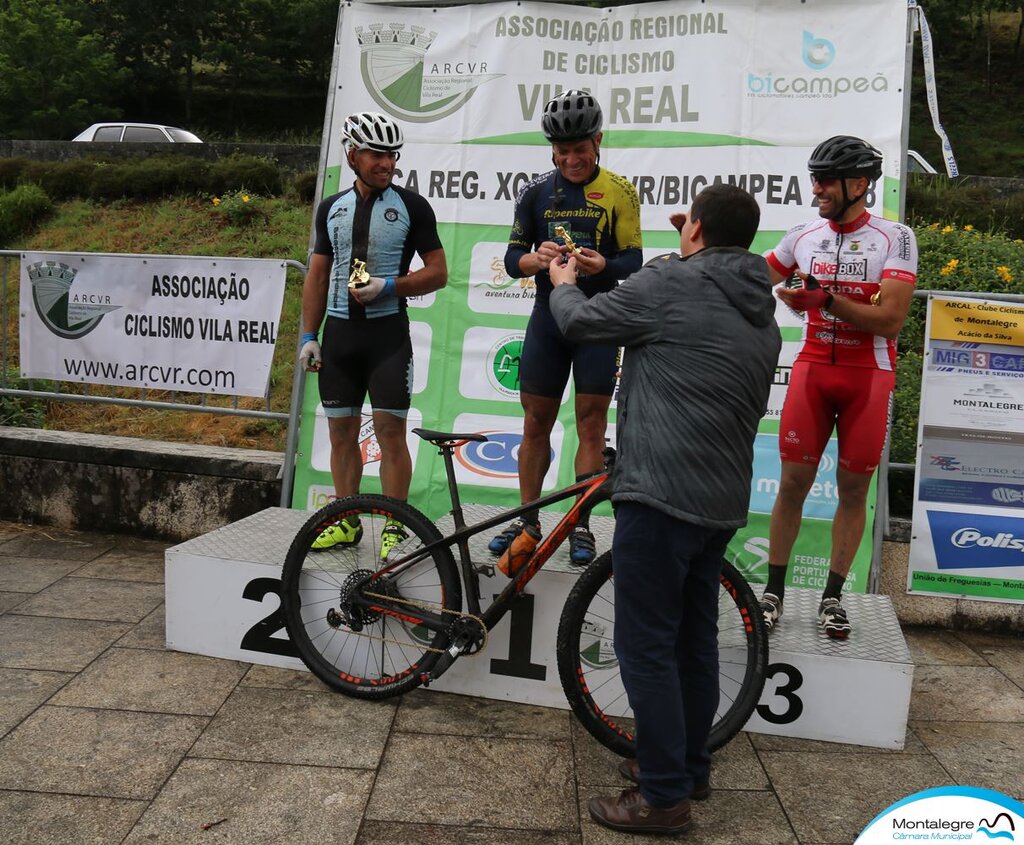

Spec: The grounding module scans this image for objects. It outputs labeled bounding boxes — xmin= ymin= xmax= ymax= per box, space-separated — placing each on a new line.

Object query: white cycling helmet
xmin=342 ymin=112 xmax=404 ymax=153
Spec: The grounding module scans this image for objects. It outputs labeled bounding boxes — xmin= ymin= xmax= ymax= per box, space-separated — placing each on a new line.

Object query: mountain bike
xmin=280 ymin=428 xmax=768 ymax=755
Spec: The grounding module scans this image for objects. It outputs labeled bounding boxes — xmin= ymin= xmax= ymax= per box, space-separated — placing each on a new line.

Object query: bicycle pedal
xmin=472 ymin=561 xmax=496 ymax=577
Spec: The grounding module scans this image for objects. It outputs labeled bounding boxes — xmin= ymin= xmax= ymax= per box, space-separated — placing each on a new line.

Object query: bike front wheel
xmin=556 ymin=551 xmax=768 ymax=756
xmin=280 ymin=495 xmax=462 ymax=700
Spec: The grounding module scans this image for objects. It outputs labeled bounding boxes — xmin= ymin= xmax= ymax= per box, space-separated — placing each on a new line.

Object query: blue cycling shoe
xmin=569 ymin=526 xmax=596 ymax=566
xmin=488 ymin=518 xmax=534 ymax=556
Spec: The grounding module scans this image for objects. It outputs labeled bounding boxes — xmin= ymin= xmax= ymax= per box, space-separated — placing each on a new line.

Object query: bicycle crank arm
xmin=419 ymin=615 xmax=488 ymax=687
xmin=420 ymin=647 xmax=460 ymax=687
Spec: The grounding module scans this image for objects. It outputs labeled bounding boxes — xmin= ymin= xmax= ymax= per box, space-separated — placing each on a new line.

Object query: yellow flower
xmin=996 ymin=266 xmax=1013 ymax=284
xmin=242 ymin=195 xmax=250 ymax=203
xmin=212 ymin=197 xmax=221 ymax=206
xmin=941 ymin=225 xmax=954 ymax=234
xmin=939 ymin=258 xmax=959 ymax=277
xmin=963 ymin=224 xmax=974 ymax=231
xmin=928 ymin=223 xmax=940 ymax=230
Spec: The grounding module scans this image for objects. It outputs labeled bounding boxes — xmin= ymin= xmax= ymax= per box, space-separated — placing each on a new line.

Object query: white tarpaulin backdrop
xmin=292 ymin=0 xmax=913 ymax=592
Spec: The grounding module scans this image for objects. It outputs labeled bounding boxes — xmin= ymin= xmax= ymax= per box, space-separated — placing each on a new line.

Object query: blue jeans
xmin=612 ymin=501 xmax=733 ymax=807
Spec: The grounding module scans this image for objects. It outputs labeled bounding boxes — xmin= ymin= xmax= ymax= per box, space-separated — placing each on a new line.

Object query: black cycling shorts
xmin=519 ymin=300 xmax=617 ymax=399
xmin=319 ymin=313 xmax=413 ymax=417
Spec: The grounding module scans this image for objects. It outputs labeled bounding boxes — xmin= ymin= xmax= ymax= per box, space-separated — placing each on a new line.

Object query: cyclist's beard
xmin=825 ymin=180 xmax=866 ymax=222
xmin=355 ymin=165 xmax=391 ymax=192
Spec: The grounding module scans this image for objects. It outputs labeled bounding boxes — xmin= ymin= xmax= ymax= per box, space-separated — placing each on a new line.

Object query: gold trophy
xmin=348 ymin=258 xmax=370 ymax=289
xmin=870 ymin=291 xmax=882 ymax=306
xmin=554 ymin=226 xmax=582 ymax=255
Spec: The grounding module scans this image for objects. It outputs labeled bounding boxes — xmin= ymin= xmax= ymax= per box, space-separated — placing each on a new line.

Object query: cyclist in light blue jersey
xmin=299 ymin=112 xmax=447 ymax=557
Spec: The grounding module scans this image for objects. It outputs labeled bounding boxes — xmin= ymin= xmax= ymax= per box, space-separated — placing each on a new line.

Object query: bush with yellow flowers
xmin=210 ymin=189 xmax=264 ymax=226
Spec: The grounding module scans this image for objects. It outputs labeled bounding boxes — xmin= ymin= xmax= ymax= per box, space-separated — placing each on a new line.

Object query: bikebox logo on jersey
xmin=928 ymin=510 xmax=1024 ymax=570
xmin=27 ymin=260 xmax=120 ymax=340
xmin=854 ymin=786 xmax=1023 ymax=844
xmin=810 ymin=258 xmax=868 ymax=279
xmin=801 ymin=30 xmax=835 ymax=70
xmin=451 ymin=413 xmax=563 ymax=490
xmin=467 ymin=242 xmax=535 ymax=316
xmin=356 ymin=21 xmax=501 ymax=122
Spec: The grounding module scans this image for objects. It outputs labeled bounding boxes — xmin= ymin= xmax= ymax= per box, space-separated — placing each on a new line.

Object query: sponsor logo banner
xmin=310 ymin=405 xmax=424 ymax=478
xmin=467 ymin=241 xmax=536 ymax=316
xmin=929 ymin=298 xmax=1024 ymax=348
xmin=20 ymin=252 xmax=286 ymax=397
xmin=451 ymin=412 xmax=562 ymax=490
xmin=920 ymin=478 xmax=1024 ymax=509
xmin=927 ymin=510 xmax=1024 ymax=570
xmin=854 ymin=786 xmax=1024 ymax=845
xmin=749 ymin=433 xmax=838 ymax=519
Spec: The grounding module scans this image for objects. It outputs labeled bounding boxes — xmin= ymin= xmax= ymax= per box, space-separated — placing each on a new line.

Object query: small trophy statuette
xmin=870 ymin=291 xmax=882 ymax=306
xmin=554 ymin=226 xmax=582 ymax=255
xmin=348 ymin=259 xmax=370 ymax=289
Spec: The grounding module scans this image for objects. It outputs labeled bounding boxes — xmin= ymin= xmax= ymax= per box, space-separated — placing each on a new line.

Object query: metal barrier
xmin=0 ymin=249 xmax=308 ymax=507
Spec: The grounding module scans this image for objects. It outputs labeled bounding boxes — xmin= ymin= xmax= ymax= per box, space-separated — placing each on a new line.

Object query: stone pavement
xmin=1 ymin=521 xmax=1023 ymax=845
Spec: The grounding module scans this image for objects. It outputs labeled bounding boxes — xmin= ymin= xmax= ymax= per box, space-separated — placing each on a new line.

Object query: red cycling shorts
xmin=779 ymin=360 xmax=895 ymax=474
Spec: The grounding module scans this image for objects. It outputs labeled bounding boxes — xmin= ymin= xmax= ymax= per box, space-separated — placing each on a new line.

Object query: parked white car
xmin=72 ymin=123 xmax=203 ymax=143
xmin=907 ymin=149 xmax=938 ymax=174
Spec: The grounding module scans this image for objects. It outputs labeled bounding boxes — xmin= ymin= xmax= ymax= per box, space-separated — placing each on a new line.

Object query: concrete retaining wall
xmin=0 ymin=427 xmax=283 ymax=542
xmin=1 ymin=426 xmax=1021 ymax=631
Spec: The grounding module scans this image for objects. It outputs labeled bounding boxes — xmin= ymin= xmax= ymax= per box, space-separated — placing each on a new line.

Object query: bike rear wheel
xmin=280 ymin=495 xmax=461 ymax=700
xmin=556 ymin=551 xmax=767 ymax=756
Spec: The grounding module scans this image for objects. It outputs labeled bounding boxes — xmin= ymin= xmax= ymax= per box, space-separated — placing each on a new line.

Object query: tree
xmin=0 ymin=0 xmax=127 ymax=139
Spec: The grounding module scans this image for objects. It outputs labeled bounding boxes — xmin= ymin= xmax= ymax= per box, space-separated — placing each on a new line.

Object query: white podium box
xmin=743 ymin=589 xmax=914 ymax=749
xmin=166 ymin=507 xmax=913 ymax=749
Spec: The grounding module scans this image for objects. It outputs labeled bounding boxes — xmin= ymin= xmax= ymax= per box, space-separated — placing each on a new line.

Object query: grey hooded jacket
xmin=550 ymin=247 xmax=782 ymax=529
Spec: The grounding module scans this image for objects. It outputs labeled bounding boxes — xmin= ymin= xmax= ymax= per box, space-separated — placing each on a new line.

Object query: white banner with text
xmin=20 ymin=252 xmax=287 ymax=398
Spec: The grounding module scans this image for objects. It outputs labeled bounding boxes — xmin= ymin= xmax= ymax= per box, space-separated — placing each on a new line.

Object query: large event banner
xmin=20 ymin=253 xmax=287 ymax=398
xmin=293 ymin=0 xmax=910 ymax=592
xmin=908 ymin=296 xmax=1024 ymax=603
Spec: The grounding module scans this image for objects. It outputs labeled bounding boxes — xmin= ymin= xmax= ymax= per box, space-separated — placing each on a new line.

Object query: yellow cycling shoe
xmin=379 ymin=519 xmax=408 ymax=561
xmin=310 ymin=517 xmax=363 ymax=551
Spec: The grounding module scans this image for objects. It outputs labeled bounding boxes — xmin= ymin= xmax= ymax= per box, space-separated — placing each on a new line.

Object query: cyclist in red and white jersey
xmin=760 ymin=135 xmax=918 ymax=639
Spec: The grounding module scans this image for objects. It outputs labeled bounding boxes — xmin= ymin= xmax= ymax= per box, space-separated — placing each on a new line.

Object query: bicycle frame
xmin=361 ymin=437 xmax=613 ymax=639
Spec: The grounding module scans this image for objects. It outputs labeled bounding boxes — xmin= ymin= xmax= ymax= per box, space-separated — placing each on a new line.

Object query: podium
xmin=165 ymin=507 xmax=913 ymax=749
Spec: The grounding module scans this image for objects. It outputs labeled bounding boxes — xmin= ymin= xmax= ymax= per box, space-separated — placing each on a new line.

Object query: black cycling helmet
xmin=541 ymin=90 xmax=603 ymax=143
xmin=807 ymin=135 xmax=883 ymax=181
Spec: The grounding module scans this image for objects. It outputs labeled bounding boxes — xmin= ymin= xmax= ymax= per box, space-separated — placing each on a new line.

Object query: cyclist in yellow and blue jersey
xmin=489 ymin=90 xmax=643 ymax=565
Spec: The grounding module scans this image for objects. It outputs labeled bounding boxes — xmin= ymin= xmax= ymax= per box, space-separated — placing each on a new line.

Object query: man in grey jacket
xmin=549 ymin=183 xmax=781 ymax=836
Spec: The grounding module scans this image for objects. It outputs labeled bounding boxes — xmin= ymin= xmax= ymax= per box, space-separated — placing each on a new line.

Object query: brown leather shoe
xmin=617 ymin=758 xmax=711 ymax=801
xmin=589 ymin=787 xmax=692 ymax=834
